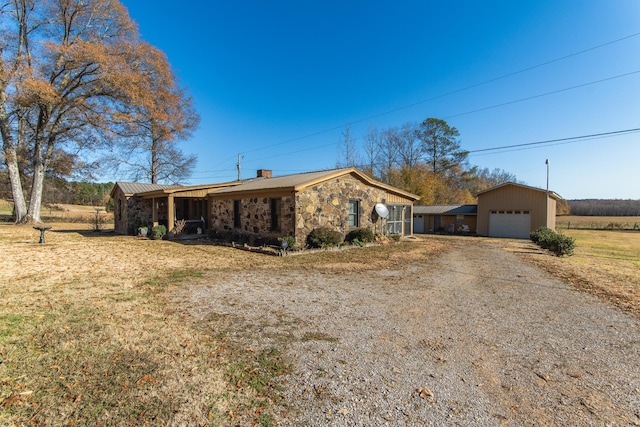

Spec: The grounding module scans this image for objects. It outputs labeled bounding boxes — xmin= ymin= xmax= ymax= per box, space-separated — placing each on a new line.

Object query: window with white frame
xmin=387 ymin=205 xmax=405 ymax=235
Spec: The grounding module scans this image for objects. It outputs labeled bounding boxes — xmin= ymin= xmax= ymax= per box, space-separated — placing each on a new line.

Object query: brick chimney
xmin=257 ymin=169 xmax=272 ymax=178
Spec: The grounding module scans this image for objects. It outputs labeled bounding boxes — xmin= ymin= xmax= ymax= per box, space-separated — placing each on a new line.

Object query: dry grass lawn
xmin=1 ymin=219 xmax=637 ymax=425
xmin=0 ymin=222 xmax=445 ymax=426
xmin=504 ymin=228 xmax=640 ymax=317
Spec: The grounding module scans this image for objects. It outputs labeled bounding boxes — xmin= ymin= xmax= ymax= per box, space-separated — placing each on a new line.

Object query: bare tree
xmin=337 ymin=122 xmax=358 ymax=168
xmin=471 ymin=167 xmax=518 ymax=192
xmin=102 ymin=47 xmax=199 ymax=184
xmin=396 ymin=122 xmax=424 ymax=172
xmin=378 ymin=126 xmax=401 ymax=184
xmin=361 ymin=124 xmax=380 ymax=178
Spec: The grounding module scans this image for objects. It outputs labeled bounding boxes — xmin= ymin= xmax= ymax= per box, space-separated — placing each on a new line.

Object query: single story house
xmin=476 ymin=182 xmax=561 ymax=239
xmin=110 ymin=181 xmax=238 ymax=235
xmin=413 ymin=204 xmax=477 ymax=234
xmin=110 ymin=167 xmax=419 ymax=246
xmin=413 ymin=182 xmax=561 ymax=239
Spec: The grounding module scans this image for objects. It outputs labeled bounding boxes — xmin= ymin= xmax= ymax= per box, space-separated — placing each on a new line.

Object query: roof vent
xmin=257 ymin=169 xmax=272 ymax=178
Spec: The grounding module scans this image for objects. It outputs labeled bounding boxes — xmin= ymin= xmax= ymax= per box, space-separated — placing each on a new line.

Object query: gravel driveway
xmin=179 ymin=238 xmax=640 ymax=426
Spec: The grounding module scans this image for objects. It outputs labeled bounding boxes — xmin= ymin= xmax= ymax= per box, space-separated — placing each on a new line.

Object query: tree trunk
xmin=25 ymin=160 xmax=45 ymax=223
xmin=24 ymin=131 xmax=51 ymax=224
xmin=0 ymin=104 xmax=28 ymax=223
xmin=151 ymin=138 xmax=158 ymax=184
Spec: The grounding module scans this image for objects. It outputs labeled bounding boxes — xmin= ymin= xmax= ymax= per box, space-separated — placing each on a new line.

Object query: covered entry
xmin=488 ymin=210 xmax=531 ymax=238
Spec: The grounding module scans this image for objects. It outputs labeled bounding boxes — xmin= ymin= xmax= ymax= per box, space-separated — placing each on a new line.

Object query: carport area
xmin=413 ymin=204 xmax=477 ymax=234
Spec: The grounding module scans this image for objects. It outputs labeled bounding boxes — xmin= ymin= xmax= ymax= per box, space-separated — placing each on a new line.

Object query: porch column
xmin=167 ymin=195 xmax=175 ymax=231
xmin=152 ymin=197 xmax=158 ymax=226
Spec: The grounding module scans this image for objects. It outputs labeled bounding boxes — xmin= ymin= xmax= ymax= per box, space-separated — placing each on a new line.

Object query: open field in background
xmin=556 ymin=215 xmax=640 ymax=230
xmin=0 ymin=201 xmax=113 ymax=224
xmin=0 ymin=199 xmax=12 ymax=214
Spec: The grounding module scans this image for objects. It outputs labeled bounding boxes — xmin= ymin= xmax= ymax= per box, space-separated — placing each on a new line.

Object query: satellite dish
xmin=375 ymin=203 xmax=389 ymax=219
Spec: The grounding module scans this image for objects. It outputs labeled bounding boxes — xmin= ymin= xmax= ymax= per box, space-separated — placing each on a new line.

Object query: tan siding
xmin=384 ymin=193 xmax=414 ymax=204
xmin=210 ymin=189 xmax=294 ymax=200
xmin=169 ymin=189 xmax=212 ymax=198
xmin=477 ymin=185 xmax=555 ymax=236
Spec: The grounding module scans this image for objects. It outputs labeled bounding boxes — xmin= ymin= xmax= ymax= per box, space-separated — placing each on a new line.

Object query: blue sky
xmin=121 ymin=1 xmax=640 ymax=199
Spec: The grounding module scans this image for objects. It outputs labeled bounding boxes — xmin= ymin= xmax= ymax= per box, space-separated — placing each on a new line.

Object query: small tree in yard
xmin=530 ymin=227 xmax=575 ymax=257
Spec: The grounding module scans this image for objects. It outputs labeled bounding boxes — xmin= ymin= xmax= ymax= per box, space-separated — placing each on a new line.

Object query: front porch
xmin=149 ymin=195 xmax=209 ymax=235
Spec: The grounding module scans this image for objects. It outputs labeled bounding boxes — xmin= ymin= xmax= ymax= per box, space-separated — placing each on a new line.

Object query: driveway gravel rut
xmin=179 ymin=238 xmax=640 ymax=426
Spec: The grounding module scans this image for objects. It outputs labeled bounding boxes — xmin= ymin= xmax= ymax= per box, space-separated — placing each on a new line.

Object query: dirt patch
xmin=175 ymin=237 xmax=640 ymax=426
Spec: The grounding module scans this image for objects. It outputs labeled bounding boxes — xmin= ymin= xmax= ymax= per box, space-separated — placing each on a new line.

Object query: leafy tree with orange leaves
xmin=102 ymin=44 xmax=199 ymax=184
xmin=0 ymin=0 xmax=197 ymax=222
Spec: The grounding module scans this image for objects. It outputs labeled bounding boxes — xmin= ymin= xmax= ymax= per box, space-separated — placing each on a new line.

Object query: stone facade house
xmin=110 ymin=167 xmax=419 ymax=246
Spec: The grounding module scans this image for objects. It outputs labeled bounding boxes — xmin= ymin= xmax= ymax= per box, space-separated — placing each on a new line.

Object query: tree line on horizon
xmin=567 ymin=199 xmax=640 ymax=216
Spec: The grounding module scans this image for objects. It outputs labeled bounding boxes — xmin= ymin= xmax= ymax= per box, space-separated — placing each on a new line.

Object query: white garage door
xmin=489 ymin=210 xmax=531 ymax=238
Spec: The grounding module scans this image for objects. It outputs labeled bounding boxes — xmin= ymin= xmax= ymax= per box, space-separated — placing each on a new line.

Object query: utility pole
xmin=236 ymin=154 xmax=243 ymax=181
xmin=545 ymin=159 xmax=550 ymax=228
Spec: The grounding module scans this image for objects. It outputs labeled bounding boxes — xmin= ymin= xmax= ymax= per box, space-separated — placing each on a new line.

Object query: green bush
xmin=530 ymin=227 xmax=553 ymax=246
xmin=530 ymin=227 xmax=575 ymax=256
xmin=549 ymin=232 xmax=575 ymax=257
xmin=151 ymin=225 xmax=167 ymax=240
xmin=345 ymin=228 xmax=375 ymax=244
xmin=306 ymin=227 xmax=342 ymax=248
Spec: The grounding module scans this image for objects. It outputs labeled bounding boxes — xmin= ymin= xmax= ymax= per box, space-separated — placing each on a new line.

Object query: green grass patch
xmin=0 ymin=306 xmax=179 ymax=424
xmin=0 ymin=314 xmax=25 ymax=339
xmin=142 ymin=269 xmax=204 ymax=292
xmin=301 ymin=331 xmax=339 ymax=342
xmin=565 ymin=229 xmax=640 ymax=265
xmin=0 ymin=268 xmax=226 ymax=426
xmin=221 ymin=346 xmax=292 ymax=425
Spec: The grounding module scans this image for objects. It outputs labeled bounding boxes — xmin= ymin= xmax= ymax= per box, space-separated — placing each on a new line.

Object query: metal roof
xmin=212 ymin=169 xmax=345 ymax=194
xmin=476 ymin=182 xmax=562 ymax=200
xmin=115 ymin=182 xmax=181 ymax=196
xmin=413 ymin=204 xmax=478 ymax=215
xmin=112 ymin=168 xmax=420 ymax=201
xmin=211 ymin=167 xmax=420 ymax=200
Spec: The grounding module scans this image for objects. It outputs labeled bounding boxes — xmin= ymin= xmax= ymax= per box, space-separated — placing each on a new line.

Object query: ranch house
xmin=110 ymin=167 xmax=419 ymax=246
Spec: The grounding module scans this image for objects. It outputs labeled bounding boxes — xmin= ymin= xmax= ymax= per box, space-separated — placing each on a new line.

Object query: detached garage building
xmin=476 ymin=182 xmax=561 ymax=239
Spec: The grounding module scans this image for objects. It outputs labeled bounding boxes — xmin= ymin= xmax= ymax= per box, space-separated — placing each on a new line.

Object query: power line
xmin=237 ymin=68 xmax=640 ymax=168
xmin=236 ymin=31 xmax=640 ymax=156
xmin=445 ymin=70 xmax=640 ymax=120
xmin=468 ymin=128 xmax=640 ymax=154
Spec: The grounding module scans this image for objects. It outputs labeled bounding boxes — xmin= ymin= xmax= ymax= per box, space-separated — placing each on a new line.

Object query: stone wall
xmin=294 ymin=176 xmax=386 ymax=245
xmin=210 ymin=195 xmax=295 ymax=239
xmin=209 ymin=175 xmax=394 ymax=247
xmin=112 ymin=187 xmax=128 ymax=234
xmin=126 ymin=197 xmax=153 ymax=235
